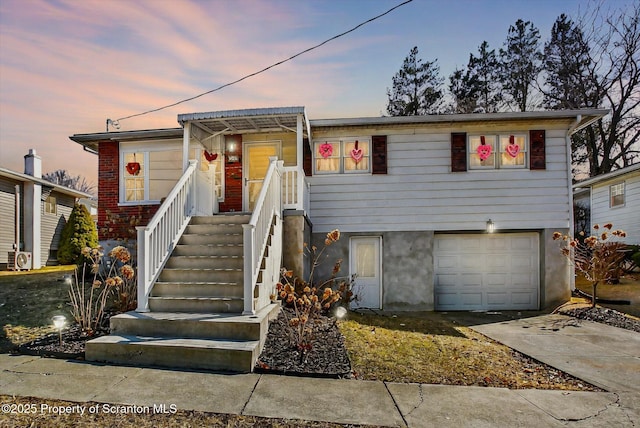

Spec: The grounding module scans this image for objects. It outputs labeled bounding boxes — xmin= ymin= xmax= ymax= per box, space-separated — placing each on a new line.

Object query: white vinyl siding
xmin=591 ymin=172 xmax=640 ymax=244
xmin=309 ymin=126 xmax=571 ymax=233
xmin=0 ymin=178 xmax=20 ymax=265
xmin=40 ymin=192 xmax=74 ymax=265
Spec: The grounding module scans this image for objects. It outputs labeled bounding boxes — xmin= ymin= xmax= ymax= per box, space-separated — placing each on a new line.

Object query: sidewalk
xmin=0 ymin=314 xmax=638 ymax=427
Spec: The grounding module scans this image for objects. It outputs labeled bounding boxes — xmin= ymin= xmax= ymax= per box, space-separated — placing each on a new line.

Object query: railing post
xmin=242 ymin=223 xmax=255 ymax=315
xmin=136 ymin=226 xmax=150 ymax=312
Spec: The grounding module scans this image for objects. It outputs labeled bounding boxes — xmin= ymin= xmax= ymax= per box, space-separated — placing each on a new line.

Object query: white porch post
xmin=183 ymin=122 xmax=191 ymax=172
xmin=296 ymin=113 xmax=304 ymax=211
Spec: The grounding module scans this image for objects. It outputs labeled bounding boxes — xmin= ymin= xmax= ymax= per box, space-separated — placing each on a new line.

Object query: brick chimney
xmin=24 ymin=148 xmax=42 ymax=178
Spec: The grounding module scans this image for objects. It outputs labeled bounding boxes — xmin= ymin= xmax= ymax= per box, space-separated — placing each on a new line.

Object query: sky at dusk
xmin=0 ymin=0 xmax=599 ymax=187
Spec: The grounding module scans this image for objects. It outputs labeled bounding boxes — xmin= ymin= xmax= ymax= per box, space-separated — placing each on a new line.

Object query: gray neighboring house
xmin=573 ymin=163 xmax=640 ymax=244
xmin=0 ymin=149 xmax=92 ymax=269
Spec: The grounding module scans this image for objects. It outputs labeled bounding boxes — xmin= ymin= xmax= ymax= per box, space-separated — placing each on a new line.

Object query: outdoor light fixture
xmin=62 ymin=274 xmax=72 ymax=285
xmin=486 ymin=219 xmax=495 ymax=233
xmin=52 ymin=315 xmax=66 ymax=346
xmin=335 ymin=306 xmax=348 ymax=320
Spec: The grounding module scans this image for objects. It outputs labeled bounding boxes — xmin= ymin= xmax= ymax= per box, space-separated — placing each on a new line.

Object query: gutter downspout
xmin=566 ymin=115 xmax=582 ymax=291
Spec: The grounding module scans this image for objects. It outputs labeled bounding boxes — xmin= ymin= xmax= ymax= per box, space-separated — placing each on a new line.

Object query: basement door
xmin=434 ymin=233 xmax=539 ymax=311
xmin=243 ymin=142 xmax=281 ymax=211
xmin=350 ymin=237 xmax=382 ymax=309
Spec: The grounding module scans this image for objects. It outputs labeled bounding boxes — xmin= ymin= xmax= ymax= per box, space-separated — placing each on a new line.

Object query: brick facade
xmin=98 ymin=141 xmax=158 ymax=241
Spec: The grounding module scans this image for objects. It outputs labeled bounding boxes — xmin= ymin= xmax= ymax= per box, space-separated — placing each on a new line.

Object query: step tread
xmin=162 ymin=267 xmax=243 ymax=271
xmin=111 ymin=310 xmax=269 ymax=323
xmin=149 ymin=296 xmax=243 ymax=301
xmin=154 ymin=281 xmax=241 ymax=286
xmin=89 ymin=334 xmax=259 ymax=351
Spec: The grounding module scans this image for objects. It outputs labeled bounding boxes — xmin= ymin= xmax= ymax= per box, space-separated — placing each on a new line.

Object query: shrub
xmin=554 ymin=223 xmax=628 ymax=307
xmin=274 ymin=229 xmax=355 ymax=361
xmin=68 ymin=245 xmax=135 ymax=335
xmin=58 ymin=203 xmax=98 ymax=265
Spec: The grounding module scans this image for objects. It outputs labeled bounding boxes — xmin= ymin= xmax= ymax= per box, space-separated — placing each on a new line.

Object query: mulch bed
xmin=558 ymin=306 xmax=640 ymax=333
xmin=255 ymin=307 xmax=352 ymax=378
xmin=14 ymin=325 xmax=99 ymax=359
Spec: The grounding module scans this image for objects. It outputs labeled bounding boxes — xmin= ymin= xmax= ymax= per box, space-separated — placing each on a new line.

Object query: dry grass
xmin=574 ymin=273 xmax=640 ymax=318
xmin=339 ymin=311 xmax=596 ymax=390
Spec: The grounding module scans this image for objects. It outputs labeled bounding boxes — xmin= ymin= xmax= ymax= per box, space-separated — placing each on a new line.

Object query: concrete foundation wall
xmin=282 ymin=211 xmax=312 ymax=280
xmin=308 ymin=228 xmax=571 ymax=312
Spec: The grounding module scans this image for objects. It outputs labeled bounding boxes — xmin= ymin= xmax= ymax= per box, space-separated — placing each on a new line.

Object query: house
xmin=573 ymin=163 xmax=640 ymax=244
xmin=69 ymin=106 xmax=607 ymax=372
xmin=0 ymin=149 xmax=92 ymax=270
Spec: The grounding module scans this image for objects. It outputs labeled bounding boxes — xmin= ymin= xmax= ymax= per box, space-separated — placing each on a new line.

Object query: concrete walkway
xmin=0 ymin=314 xmax=638 ymax=427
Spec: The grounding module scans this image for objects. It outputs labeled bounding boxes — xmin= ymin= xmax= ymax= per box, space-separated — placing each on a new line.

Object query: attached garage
xmin=434 ymin=233 xmax=540 ymax=311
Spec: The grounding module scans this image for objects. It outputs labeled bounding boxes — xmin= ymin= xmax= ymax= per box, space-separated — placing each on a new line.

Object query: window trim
xmin=312 ymin=137 xmax=372 ymax=175
xmin=609 ymin=182 xmax=625 ymax=208
xmin=468 ymin=133 xmax=529 ymax=170
xmin=119 ymin=150 xmax=151 ymax=205
xmin=44 ymin=195 xmax=57 ymax=215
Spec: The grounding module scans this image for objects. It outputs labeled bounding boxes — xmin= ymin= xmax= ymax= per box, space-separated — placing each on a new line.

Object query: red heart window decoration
xmin=126 ymin=162 xmax=141 ymax=175
xmin=319 ymin=142 xmax=333 ymax=159
xmin=476 ymin=136 xmax=492 ymax=161
xmin=506 ymin=135 xmax=520 ymax=158
xmin=350 ymin=140 xmax=363 ymax=163
xmin=204 ymin=150 xmax=218 ymax=162
xmin=351 ymin=148 xmax=363 ymax=163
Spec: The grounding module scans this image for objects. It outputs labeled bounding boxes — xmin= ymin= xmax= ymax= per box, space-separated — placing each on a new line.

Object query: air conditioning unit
xmin=8 ymin=251 xmax=32 ymax=271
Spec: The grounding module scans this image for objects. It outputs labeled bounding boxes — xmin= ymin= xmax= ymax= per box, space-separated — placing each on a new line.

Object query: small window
xmin=44 ymin=195 xmax=57 ymax=215
xmin=469 ymin=134 xmax=528 ymax=170
xmin=314 ymin=141 xmax=341 ymax=174
xmin=610 ymin=182 xmax=625 ymax=207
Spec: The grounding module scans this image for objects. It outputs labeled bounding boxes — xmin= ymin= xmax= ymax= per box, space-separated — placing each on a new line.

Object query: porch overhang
xmin=178 ymin=106 xmax=311 ymax=138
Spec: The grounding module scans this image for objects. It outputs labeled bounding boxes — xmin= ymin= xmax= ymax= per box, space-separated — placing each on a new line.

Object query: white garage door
xmin=434 ymin=233 xmax=539 ymax=311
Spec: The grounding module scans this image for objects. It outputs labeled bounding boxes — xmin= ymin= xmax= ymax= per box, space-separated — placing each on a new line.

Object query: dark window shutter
xmin=451 ymin=132 xmax=467 ymax=172
xmin=372 ymin=135 xmax=387 ymax=174
xmin=303 ymin=138 xmax=312 ymax=176
xmin=529 ymin=130 xmax=546 ymax=170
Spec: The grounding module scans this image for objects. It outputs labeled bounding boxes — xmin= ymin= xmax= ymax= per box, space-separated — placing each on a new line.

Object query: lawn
xmin=0 ymin=268 xmax=617 ymax=427
xmin=0 ymin=267 xmax=76 ymax=353
xmin=574 ymin=273 xmax=640 ymax=318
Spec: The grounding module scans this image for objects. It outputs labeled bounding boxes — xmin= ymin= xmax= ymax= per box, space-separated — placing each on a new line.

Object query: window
xmin=44 ymin=195 xmax=56 ymax=214
xmin=120 ymin=148 xmax=182 ymax=204
xmin=469 ymin=134 xmax=527 ymax=170
xmin=610 ymin=182 xmax=625 ymax=207
xmin=313 ymin=139 xmax=370 ymax=174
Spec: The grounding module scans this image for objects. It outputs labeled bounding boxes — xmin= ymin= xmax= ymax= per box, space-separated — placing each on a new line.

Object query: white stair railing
xmin=136 ymin=160 xmax=198 ymax=312
xmin=243 ymin=157 xmax=283 ymax=315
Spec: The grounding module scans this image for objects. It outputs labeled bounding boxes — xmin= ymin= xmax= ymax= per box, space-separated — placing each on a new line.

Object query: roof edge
xmin=573 ymin=163 xmax=640 ymax=188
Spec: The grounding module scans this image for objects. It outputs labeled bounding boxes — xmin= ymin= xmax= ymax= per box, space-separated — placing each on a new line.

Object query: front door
xmin=244 ymin=142 xmax=280 ymax=211
xmin=350 ymin=237 xmax=382 ymax=309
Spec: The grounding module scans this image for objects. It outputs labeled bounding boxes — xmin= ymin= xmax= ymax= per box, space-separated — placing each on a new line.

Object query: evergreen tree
xmin=449 ymin=66 xmax=479 ymax=113
xmin=470 ymin=41 xmax=502 ymax=113
xmin=386 ymin=46 xmax=444 ymax=116
xmin=543 ymin=14 xmax=594 ymax=110
xmin=58 ymin=203 xmax=99 ymax=265
xmin=499 ymin=19 xmax=543 ymax=111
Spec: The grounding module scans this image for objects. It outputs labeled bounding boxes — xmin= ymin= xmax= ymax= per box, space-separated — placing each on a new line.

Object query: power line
xmin=113 ymin=0 xmax=413 ymax=124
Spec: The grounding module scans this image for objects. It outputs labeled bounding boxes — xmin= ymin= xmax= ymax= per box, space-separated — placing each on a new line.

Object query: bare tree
xmin=543 ymin=4 xmax=640 ymax=176
xmin=43 ymin=169 xmax=96 ymax=196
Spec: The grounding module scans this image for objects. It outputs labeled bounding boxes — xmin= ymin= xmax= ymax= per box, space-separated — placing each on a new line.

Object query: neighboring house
xmin=573 ymin=163 xmax=640 ymax=244
xmin=70 ymin=107 xmax=607 ymax=372
xmin=0 ymin=149 xmax=92 ymax=269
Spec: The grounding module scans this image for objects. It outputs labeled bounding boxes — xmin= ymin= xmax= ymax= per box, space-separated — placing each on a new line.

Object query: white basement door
xmin=434 ymin=233 xmax=539 ymax=311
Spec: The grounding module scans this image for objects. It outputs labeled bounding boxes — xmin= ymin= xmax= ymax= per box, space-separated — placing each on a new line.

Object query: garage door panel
xmin=460 ymin=293 xmax=482 ymax=306
xmin=461 ymin=273 xmax=482 ymax=287
xmin=434 ymin=233 xmax=539 ymax=311
xmin=486 ymin=292 xmax=508 ymax=305
xmin=436 ymin=255 xmax=458 ymax=269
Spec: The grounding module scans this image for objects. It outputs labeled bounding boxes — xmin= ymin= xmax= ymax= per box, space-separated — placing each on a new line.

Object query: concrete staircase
xmin=86 ymin=214 xmax=280 ymax=373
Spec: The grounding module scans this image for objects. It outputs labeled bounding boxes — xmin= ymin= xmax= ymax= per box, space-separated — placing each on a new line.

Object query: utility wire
xmin=114 ymin=0 xmax=413 ymax=124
